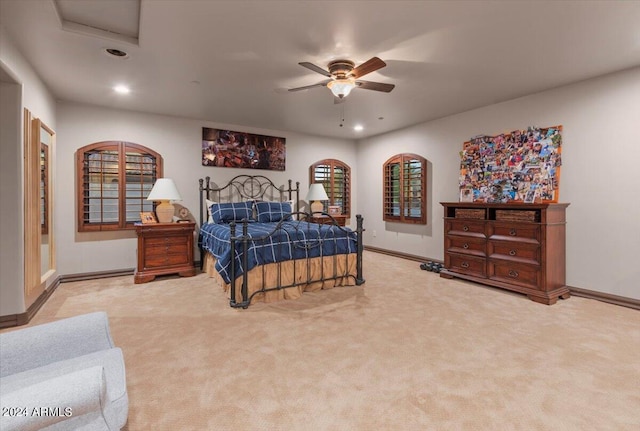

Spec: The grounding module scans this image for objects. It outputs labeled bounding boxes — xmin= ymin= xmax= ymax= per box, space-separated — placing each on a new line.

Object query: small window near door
xmin=309 ymin=159 xmax=351 ymax=216
xmin=76 ymin=141 xmax=163 ymax=231
xmin=383 ymin=153 xmax=427 ymax=224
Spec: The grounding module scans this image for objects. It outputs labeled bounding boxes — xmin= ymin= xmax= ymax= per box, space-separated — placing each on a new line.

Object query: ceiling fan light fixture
xmin=327 ymin=78 xmax=356 ymax=98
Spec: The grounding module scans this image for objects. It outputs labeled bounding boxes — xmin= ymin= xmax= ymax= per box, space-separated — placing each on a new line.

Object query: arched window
xmin=76 ymin=141 xmax=163 ymax=231
xmin=309 ymin=159 xmax=351 ymax=216
xmin=383 ymin=153 xmax=427 ymax=224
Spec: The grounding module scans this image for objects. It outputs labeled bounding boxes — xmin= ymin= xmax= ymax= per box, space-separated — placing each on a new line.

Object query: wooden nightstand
xmin=134 ymin=222 xmax=196 ymax=284
xmin=307 ymin=215 xmax=347 ymax=227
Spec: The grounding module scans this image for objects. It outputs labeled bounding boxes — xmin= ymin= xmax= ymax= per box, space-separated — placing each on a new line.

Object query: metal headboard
xmin=198 ymin=175 xmax=300 ymax=227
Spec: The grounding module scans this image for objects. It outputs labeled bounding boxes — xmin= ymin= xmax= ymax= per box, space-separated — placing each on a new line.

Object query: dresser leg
xmin=134 ymin=274 xmax=156 ymax=284
xmin=439 ymin=270 xmax=454 ymax=279
xmin=178 ymin=268 xmax=196 ymax=277
xmin=527 ymin=295 xmax=557 ymax=305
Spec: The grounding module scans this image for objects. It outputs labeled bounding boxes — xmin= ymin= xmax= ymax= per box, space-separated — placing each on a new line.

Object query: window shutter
xmin=309 ymin=159 xmax=351 ymax=217
xmin=77 ymin=142 xmax=163 ymax=231
xmin=383 ymin=154 xmax=426 ymax=224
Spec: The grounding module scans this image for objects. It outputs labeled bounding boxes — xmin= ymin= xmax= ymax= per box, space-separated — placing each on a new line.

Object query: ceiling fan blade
xmin=351 ymin=57 xmax=386 ymax=78
xmin=356 ymin=80 xmax=395 ymax=93
xmin=288 ymin=80 xmax=331 ymax=92
xmin=298 ymin=62 xmax=332 ymax=77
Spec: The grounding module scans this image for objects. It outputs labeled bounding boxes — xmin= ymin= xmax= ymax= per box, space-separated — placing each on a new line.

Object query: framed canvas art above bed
xmin=202 ymin=127 xmax=286 ymax=171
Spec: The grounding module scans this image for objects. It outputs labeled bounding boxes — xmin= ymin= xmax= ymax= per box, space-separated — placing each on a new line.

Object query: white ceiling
xmin=1 ymin=0 xmax=639 ymax=139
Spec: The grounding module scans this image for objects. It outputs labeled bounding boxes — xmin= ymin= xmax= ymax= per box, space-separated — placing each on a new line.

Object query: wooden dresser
xmin=440 ymin=202 xmax=570 ymax=305
xmin=134 ymin=222 xmax=196 ymax=284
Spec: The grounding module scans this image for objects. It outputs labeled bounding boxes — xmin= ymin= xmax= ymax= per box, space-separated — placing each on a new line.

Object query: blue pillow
xmin=210 ymin=202 xmax=253 ymax=224
xmin=255 ymin=201 xmax=292 ymax=223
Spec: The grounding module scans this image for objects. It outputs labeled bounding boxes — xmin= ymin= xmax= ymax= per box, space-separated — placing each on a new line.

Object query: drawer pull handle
xmin=461 ymin=262 xmax=470 ymax=268
xmin=463 ymin=243 xmax=469 ymax=249
xmin=509 ymin=250 xmax=516 ymax=256
xmin=463 ymin=225 xmax=469 ymax=232
xmin=508 ymin=270 xmax=519 ymax=278
xmin=509 ymin=229 xmax=517 ymax=236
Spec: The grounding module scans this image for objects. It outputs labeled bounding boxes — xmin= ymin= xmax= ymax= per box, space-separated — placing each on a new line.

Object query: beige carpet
xmin=22 ymin=251 xmax=640 ymax=430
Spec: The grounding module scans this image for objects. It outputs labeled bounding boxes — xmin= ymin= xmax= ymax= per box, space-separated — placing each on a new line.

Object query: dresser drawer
xmin=446 ymin=253 xmax=486 ymax=278
xmin=488 ymin=261 xmax=540 ymax=290
xmin=488 ymin=222 xmax=540 ymax=244
xmin=487 ymin=241 xmax=540 ymax=265
xmin=445 ymin=236 xmax=486 ymax=257
xmin=446 ymin=219 xmax=485 ymax=238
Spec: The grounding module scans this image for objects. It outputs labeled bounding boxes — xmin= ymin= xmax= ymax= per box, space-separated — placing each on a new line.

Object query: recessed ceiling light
xmin=353 ymin=124 xmax=364 ymax=132
xmin=113 ymin=85 xmax=130 ymax=94
xmin=104 ymin=48 xmax=129 ymax=59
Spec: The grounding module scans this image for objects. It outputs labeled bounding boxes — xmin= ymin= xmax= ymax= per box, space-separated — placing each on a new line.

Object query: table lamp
xmin=146 ymin=178 xmax=182 ymax=223
xmin=306 ymin=183 xmax=329 ymax=214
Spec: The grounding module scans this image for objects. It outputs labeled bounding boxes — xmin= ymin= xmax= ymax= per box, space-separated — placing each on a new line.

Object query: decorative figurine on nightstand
xmin=174 ymin=205 xmax=193 ymax=223
xmin=177 ymin=207 xmax=190 ymax=222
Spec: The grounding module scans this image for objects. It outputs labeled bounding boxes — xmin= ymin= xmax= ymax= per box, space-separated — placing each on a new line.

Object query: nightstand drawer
xmin=145 ymin=243 xmax=189 ymax=259
xmin=145 ymin=253 xmax=189 ymax=268
xmin=307 ymin=215 xmax=347 ymax=226
xmin=145 ymin=236 xmax=189 ymax=247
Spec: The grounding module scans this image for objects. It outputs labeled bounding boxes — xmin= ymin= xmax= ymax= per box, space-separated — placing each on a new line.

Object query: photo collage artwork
xmin=459 ymin=125 xmax=562 ymax=203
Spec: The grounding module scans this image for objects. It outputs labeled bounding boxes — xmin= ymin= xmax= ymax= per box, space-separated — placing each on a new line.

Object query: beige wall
xmin=357 ymin=67 xmax=640 ymax=300
xmin=0 ymin=26 xmax=57 ymax=315
xmin=55 ymin=102 xmax=358 ymax=275
xmin=0 ymin=79 xmax=23 ymax=315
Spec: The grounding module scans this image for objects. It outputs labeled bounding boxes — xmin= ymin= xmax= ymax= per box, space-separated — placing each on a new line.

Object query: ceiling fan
xmin=288 ymin=57 xmax=395 ymax=101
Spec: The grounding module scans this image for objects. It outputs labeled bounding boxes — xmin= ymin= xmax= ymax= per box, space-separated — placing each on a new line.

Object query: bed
xmin=198 ymin=175 xmax=364 ymax=308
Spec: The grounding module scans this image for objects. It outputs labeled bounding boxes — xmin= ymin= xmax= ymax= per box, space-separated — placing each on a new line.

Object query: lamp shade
xmin=305 ymin=183 xmax=329 ymax=201
xmin=146 ymin=178 xmax=182 ymax=201
xmin=327 ymin=78 xmax=356 ymax=98
xmin=146 ymin=179 xmax=182 ymax=223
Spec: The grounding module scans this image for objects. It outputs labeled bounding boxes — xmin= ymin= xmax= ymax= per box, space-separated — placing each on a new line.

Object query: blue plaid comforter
xmin=199 ymin=221 xmax=358 ymax=284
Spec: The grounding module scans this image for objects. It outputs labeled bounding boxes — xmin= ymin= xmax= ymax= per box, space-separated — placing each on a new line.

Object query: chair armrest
xmin=0 ymin=312 xmax=115 ymax=377
xmin=0 ymin=366 xmax=111 ymax=431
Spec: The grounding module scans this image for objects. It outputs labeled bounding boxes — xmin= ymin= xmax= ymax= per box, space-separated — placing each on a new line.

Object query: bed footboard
xmin=228 ymin=213 xmax=365 ymax=308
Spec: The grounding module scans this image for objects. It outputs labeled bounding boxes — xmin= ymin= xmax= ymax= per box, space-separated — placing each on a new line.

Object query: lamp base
xmin=155 ymin=200 xmax=175 ymax=223
xmin=310 ymin=200 xmax=324 ymax=214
